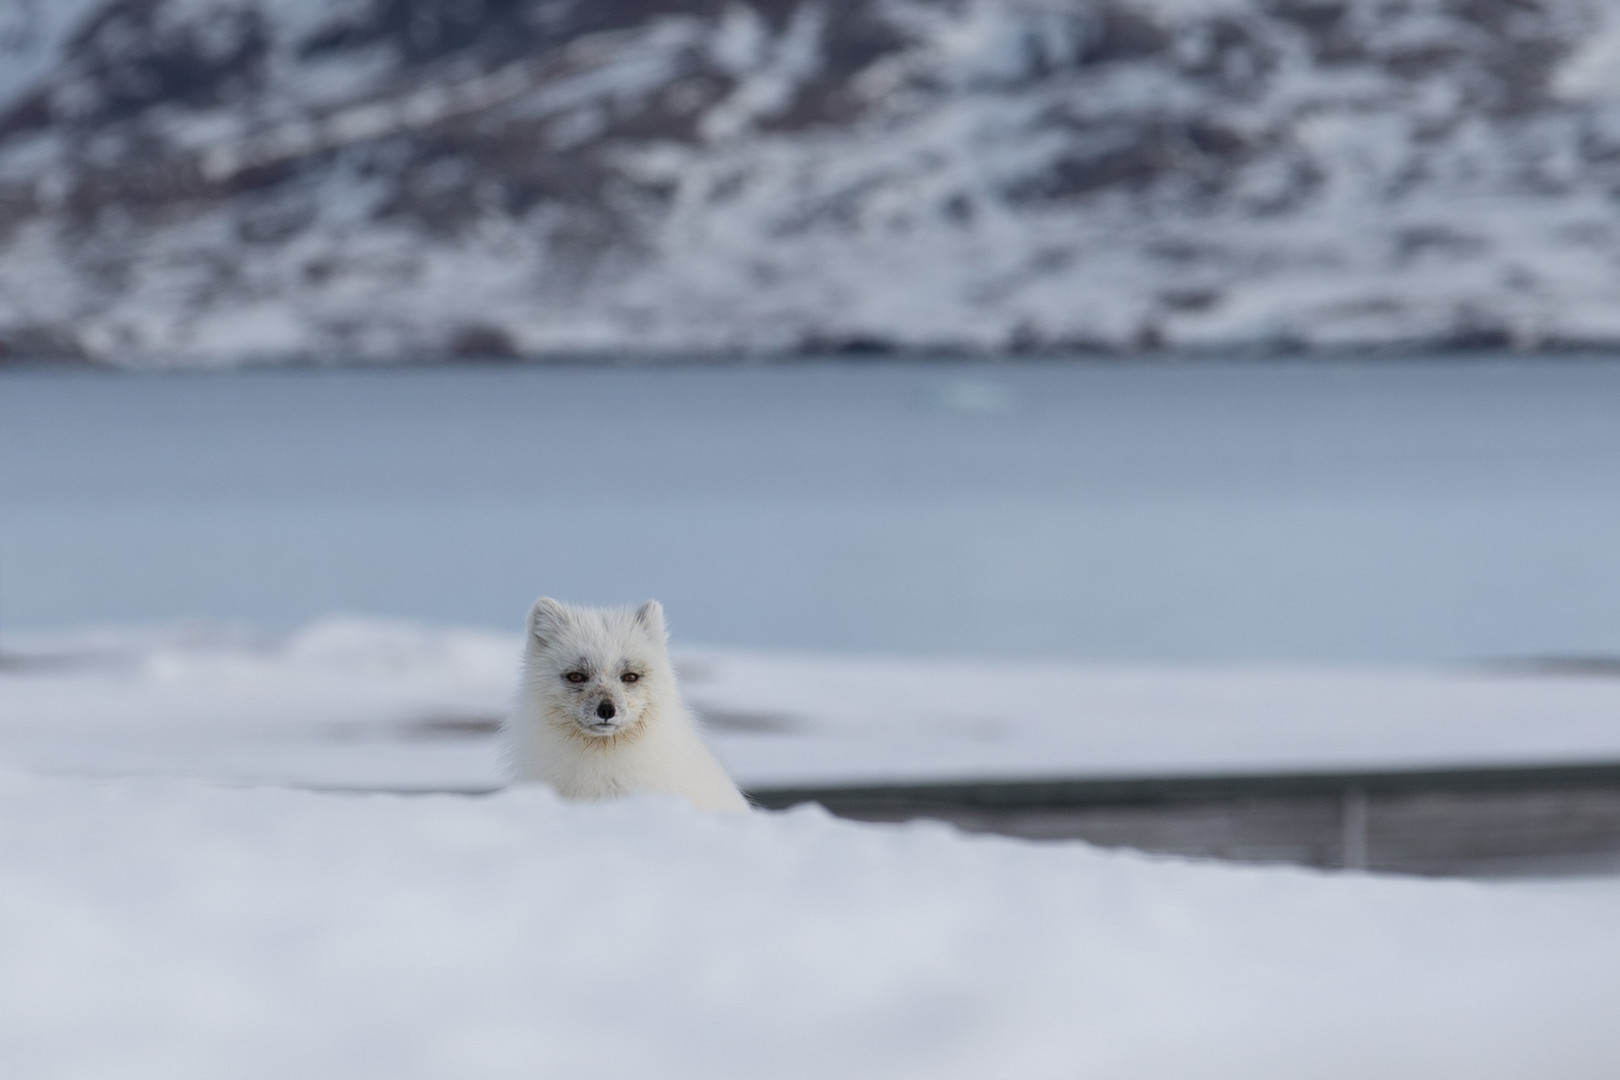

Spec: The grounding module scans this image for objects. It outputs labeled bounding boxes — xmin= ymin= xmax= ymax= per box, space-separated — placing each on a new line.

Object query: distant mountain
xmin=2 ymin=0 xmax=1618 ymax=365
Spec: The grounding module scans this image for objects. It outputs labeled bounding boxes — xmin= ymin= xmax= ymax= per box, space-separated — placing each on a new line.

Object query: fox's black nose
xmin=595 ymin=700 xmax=616 ymax=720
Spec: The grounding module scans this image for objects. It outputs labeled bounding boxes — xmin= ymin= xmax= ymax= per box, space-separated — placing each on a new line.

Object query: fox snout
xmin=579 ymin=690 xmax=629 ymax=735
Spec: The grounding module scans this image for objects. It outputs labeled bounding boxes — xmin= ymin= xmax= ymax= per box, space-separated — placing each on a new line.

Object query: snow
xmin=8 ymin=617 xmax=1620 ymax=792
xmin=13 ymin=615 xmax=1620 ymax=1074
xmin=0 ymin=619 xmax=511 ymax=791
xmin=0 ymin=0 xmax=105 ymax=117
xmin=692 ymin=648 xmax=1620 ymax=784
xmin=1 ymin=769 xmax=1618 ymax=1079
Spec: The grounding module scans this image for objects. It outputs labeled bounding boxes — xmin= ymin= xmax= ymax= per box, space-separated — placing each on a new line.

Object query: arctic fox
xmin=506 ymin=597 xmax=750 ymax=813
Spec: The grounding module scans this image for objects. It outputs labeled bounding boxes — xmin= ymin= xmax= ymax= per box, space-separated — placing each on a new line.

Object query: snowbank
xmin=2 ymin=770 xmax=1617 ymax=1080
xmin=6 ymin=618 xmax=1620 ymax=1074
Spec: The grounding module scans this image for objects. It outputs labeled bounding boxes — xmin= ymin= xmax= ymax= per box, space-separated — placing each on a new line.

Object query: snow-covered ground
xmin=3 ymin=768 xmax=1619 ymax=1079
xmin=8 ymin=616 xmax=1620 ymax=791
xmin=6 ymin=620 xmax=1620 ymax=1075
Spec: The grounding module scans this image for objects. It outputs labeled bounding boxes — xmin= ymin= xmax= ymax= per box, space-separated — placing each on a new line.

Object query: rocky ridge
xmin=1 ymin=0 xmax=1619 ymax=364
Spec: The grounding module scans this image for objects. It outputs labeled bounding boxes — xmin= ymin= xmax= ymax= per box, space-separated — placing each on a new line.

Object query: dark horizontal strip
xmin=744 ymin=760 xmax=1620 ymax=812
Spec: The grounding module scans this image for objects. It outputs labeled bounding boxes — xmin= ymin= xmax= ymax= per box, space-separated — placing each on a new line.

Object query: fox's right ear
xmin=528 ymin=597 xmax=570 ymax=646
xmin=634 ymin=599 xmax=668 ymax=642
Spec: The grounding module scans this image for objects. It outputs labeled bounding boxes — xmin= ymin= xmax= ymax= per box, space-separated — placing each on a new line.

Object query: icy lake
xmin=3 ymin=355 xmax=1620 ymax=663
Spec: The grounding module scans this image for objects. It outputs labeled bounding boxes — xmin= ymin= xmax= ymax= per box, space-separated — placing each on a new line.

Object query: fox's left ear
xmin=635 ymin=599 xmax=667 ymax=642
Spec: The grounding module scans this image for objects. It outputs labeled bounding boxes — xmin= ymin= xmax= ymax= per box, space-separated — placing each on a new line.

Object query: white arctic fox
xmin=506 ymin=597 xmax=750 ymax=813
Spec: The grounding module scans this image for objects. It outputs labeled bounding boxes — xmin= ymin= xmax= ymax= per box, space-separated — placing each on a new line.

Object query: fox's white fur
xmin=506 ymin=596 xmax=750 ymax=813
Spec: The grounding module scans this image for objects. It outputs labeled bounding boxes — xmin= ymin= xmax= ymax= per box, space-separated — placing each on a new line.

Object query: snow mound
xmin=2 ymin=770 xmax=1617 ymax=1079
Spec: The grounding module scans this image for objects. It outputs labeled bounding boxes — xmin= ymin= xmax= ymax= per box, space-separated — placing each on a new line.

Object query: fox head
xmin=522 ymin=596 xmax=674 ymax=743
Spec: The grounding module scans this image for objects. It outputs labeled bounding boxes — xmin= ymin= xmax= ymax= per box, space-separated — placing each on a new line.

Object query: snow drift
xmin=6 ymin=619 xmax=1620 ymax=1074
xmin=2 ymin=770 xmax=1619 ymax=1079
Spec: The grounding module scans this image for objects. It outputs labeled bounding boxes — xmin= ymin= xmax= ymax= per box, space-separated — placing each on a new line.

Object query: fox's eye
xmin=564 ymin=672 xmax=587 ymax=684
xmin=621 ymin=672 xmax=640 ymax=684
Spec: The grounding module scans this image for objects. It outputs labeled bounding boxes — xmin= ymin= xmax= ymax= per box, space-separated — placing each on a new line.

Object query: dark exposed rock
xmin=0 ymin=323 xmax=88 ymax=362
xmin=1003 ymin=117 xmax=1253 ymax=204
xmin=447 ymin=321 xmax=519 ymax=359
xmin=61 ymin=2 xmax=269 ymax=123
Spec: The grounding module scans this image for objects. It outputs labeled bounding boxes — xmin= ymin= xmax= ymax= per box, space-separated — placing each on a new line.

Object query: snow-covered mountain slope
xmin=3 ymin=0 xmax=1620 ymax=364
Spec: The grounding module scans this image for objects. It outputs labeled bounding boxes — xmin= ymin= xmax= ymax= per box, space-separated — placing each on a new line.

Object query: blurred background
xmin=3 ymin=0 xmax=1620 ymax=665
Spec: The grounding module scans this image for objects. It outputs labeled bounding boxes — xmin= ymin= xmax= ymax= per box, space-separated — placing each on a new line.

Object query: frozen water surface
xmin=3 ymin=356 xmax=1620 ymax=662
